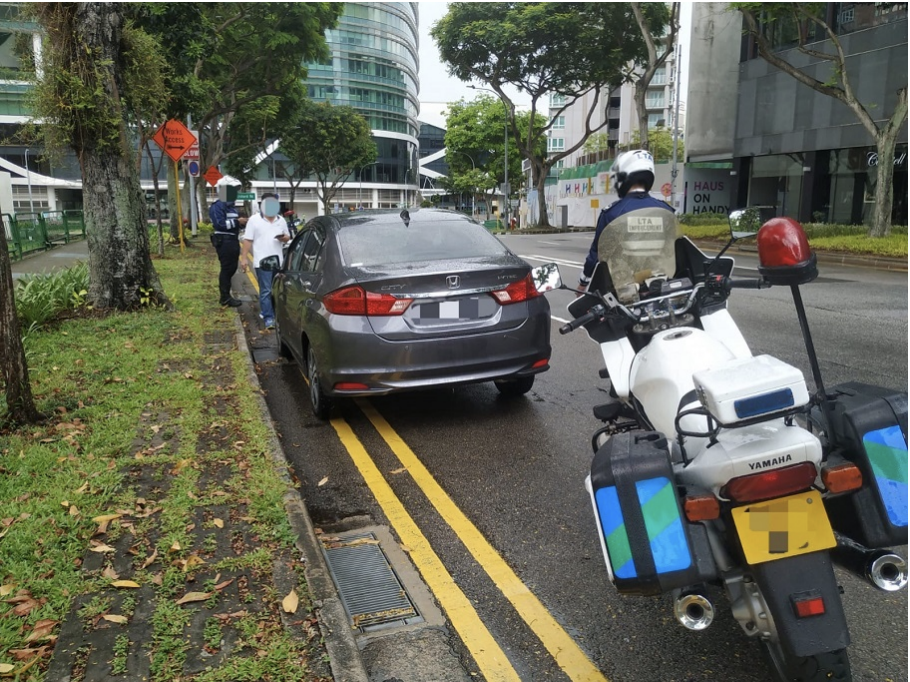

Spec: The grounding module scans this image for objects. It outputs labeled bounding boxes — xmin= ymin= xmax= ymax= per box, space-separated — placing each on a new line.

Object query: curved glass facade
xmin=306 ymin=2 xmax=420 ymax=193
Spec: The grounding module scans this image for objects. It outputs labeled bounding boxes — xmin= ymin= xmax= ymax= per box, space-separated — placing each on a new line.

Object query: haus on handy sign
xmin=682 ymin=166 xmax=732 ymax=215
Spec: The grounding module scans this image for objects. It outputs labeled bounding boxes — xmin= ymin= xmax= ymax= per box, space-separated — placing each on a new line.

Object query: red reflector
xmin=334 ymin=382 xmax=369 ymax=391
xmin=684 ymin=495 xmax=720 ymax=522
xmin=821 ymin=463 xmax=863 ymax=494
xmin=324 ymin=285 xmax=412 ymax=316
xmin=757 ymin=217 xmax=812 ymax=268
xmin=531 ymin=358 xmax=549 ymax=369
xmin=491 ymin=273 xmax=541 ymax=305
xmin=794 ymin=596 xmax=825 ymax=618
xmin=722 ymin=462 xmax=818 ymax=503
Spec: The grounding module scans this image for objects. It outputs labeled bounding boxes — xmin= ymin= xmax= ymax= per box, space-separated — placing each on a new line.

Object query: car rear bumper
xmin=322 ymin=308 xmax=551 ymax=396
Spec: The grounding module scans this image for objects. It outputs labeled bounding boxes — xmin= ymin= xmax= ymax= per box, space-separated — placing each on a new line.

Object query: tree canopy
xmin=278 ymin=100 xmax=377 ymax=214
xmin=432 ymin=2 xmax=650 ymax=225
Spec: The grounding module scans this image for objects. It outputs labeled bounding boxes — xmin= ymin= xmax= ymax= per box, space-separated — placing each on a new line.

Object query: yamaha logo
xmin=446 ymin=275 xmax=460 ymax=289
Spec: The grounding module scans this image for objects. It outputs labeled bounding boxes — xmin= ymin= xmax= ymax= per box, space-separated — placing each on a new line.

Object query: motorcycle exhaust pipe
xmin=674 ymin=591 xmax=715 ymax=631
xmin=832 ymin=533 xmax=908 ymax=592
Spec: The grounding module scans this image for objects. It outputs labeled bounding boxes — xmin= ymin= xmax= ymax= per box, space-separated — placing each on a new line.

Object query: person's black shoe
xmin=220 ymin=298 xmax=242 ymax=308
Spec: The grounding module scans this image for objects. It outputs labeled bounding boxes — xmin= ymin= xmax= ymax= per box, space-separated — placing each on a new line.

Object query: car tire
xmin=274 ymin=315 xmax=293 ymax=360
xmin=307 ymin=346 xmax=333 ymax=420
xmin=494 ymin=375 xmax=535 ymax=397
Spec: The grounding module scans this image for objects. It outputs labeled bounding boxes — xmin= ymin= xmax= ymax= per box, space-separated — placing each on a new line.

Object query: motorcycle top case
xmin=823 ymin=382 xmax=908 ymax=547
xmin=587 ymin=431 xmax=716 ymax=596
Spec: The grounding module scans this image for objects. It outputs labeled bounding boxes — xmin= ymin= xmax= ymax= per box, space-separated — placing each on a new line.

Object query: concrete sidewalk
xmin=10 ymin=239 xmax=89 ymax=279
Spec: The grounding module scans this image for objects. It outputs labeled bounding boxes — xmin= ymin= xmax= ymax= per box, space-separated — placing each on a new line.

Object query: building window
xmin=547 ymin=137 xmax=565 ymax=152
xmin=550 ymin=93 xmax=566 ymax=107
xmin=647 ymin=113 xmax=666 ymax=128
xmin=651 ymin=67 xmax=667 ymax=86
xmin=12 ymin=185 xmax=49 ymax=213
xmin=645 ymin=92 xmax=665 ymax=109
xmin=551 ymin=115 xmax=565 ymax=129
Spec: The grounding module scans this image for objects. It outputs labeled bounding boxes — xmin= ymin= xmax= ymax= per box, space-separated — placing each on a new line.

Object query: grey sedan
xmin=271 ymin=209 xmax=553 ymax=419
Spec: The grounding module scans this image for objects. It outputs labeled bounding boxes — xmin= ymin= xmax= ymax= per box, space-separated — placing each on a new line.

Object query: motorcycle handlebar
xmin=727 ymin=277 xmax=771 ymax=290
xmin=559 ymin=305 xmax=604 ymax=335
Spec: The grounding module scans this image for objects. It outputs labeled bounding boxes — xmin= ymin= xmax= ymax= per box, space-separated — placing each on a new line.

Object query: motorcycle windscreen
xmin=598 ymin=207 xmax=678 ymax=291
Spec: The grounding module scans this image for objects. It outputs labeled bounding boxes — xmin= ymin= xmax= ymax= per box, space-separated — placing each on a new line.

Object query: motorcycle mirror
xmin=531 ymin=262 xmax=563 ymax=293
xmin=728 ymin=208 xmax=761 ymax=240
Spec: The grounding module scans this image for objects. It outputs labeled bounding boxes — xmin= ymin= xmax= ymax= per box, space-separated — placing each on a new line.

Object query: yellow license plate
xmin=732 ymin=490 xmax=836 ymax=565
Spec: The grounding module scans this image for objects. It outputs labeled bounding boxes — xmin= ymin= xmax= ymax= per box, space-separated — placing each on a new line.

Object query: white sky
xmin=416 ymin=2 xmax=692 ymax=130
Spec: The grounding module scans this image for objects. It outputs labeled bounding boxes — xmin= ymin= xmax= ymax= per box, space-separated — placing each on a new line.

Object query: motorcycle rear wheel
xmin=760 ymin=640 xmax=852 ymax=682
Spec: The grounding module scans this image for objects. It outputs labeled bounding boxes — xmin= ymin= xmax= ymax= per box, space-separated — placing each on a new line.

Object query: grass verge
xmin=1 ymin=242 xmax=330 ymax=681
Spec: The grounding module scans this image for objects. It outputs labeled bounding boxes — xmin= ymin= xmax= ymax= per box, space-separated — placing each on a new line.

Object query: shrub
xmin=678 ymin=212 xmax=728 ymax=226
xmin=15 ymin=261 xmax=89 ymax=329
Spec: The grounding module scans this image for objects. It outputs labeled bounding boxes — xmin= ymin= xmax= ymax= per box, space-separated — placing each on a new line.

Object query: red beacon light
xmin=756 ymin=217 xmax=818 ymax=285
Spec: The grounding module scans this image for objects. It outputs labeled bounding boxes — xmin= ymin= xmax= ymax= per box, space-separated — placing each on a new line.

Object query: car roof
xmin=317 ymin=208 xmax=481 ymax=232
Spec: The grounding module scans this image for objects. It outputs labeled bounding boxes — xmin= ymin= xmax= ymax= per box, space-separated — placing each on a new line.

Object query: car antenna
xmin=400 ymin=209 xmax=410 ymax=227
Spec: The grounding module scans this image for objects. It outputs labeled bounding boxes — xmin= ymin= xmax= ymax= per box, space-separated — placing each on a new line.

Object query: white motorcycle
xmin=560 ymin=209 xmax=907 ymax=682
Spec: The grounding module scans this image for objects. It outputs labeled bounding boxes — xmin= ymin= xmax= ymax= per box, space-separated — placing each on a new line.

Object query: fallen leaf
xmin=175 ymin=591 xmax=211 ymax=605
xmin=25 ymin=620 xmax=58 ymax=642
xmin=102 ymin=567 xmax=119 ymax=580
xmin=317 ymin=477 xmax=329 ymax=487
xmin=102 ymin=614 xmax=128 ymax=624
xmin=92 ymin=513 xmax=122 ymax=524
xmin=140 ymin=548 xmax=159 ymax=570
xmin=282 ymin=589 xmax=299 ymax=614
xmin=183 ymin=555 xmax=206 ymax=572
xmin=12 ymin=600 xmax=39 ymax=617
xmin=399 ymin=544 xmax=413 ymax=553
xmin=60 ymin=501 xmax=70 ymax=508
xmin=89 ymin=543 xmax=115 ymax=554
xmin=111 ymin=580 xmax=140 ymax=589
xmin=68 ymin=505 xmax=80 ymax=517
xmin=0 ymin=584 xmax=15 ymax=596
xmin=213 ymin=578 xmax=234 ymax=592
xmin=212 ymin=518 xmax=224 ymax=529
xmin=150 ymin=573 xmax=163 ymax=586
xmin=0 ymin=664 xmax=12 ymax=674
xmin=75 ymin=482 xmax=89 ymax=494
xmin=169 ymin=541 xmax=181 ymax=553
xmin=389 ymin=467 xmax=407 ymax=475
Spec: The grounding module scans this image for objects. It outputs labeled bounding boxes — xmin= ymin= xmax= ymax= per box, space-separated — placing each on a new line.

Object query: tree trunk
xmin=633 ymin=85 xmax=650 ymax=151
xmin=535 ymin=162 xmax=551 ymax=228
xmin=869 ymin=133 xmax=897 ymax=237
xmin=0 ymin=219 xmax=40 ymax=425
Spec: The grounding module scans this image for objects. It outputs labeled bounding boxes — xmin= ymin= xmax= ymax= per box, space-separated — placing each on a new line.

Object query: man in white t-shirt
xmin=240 ymin=193 xmax=290 ymax=329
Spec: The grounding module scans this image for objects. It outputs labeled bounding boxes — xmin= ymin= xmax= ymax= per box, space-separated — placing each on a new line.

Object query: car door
xmin=296 ymin=224 xmax=328 ymax=348
xmin=277 ymin=227 xmax=314 ymax=360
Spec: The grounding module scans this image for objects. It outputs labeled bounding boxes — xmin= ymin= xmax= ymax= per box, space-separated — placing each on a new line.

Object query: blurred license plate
xmin=417 ymin=296 xmax=495 ymax=320
xmin=732 ymin=490 xmax=836 ymax=565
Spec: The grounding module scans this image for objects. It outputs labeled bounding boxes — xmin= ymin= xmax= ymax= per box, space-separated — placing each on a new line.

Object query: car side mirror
xmin=531 ymin=262 xmax=562 ymax=293
xmin=259 ymin=255 xmax=281 ymax=272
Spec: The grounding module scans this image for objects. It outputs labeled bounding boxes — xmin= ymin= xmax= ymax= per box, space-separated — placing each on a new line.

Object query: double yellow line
xmin=243 ymin=258 xmax=606 ymax=680
xmin=334 ymin=401 xmax=607 ymax=682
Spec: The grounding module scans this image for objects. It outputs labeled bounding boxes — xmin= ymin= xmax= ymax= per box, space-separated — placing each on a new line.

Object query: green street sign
xmin=236 ymin=192 xmax=256 ymax=201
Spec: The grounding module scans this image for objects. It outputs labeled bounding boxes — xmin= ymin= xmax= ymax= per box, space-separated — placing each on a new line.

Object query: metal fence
xmin=3 ymin=210 xmax=86 ymax=261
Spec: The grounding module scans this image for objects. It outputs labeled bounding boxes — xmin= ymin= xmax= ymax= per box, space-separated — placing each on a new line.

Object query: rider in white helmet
xmin=578 ymin=149 xmax=674 ymax=293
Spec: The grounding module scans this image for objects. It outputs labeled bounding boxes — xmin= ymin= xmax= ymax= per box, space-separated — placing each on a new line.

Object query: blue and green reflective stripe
xmin=595 ymin=486 xmax=636 ymax=578
xmin=863 ymin=426 xmax=908 ymax=527
xmin=637 ymin=477 xmax=691 ymax=573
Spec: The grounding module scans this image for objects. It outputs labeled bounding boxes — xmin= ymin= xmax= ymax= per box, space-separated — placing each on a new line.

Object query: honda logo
xmin=446 ymin=275 xmax=460 ymax=289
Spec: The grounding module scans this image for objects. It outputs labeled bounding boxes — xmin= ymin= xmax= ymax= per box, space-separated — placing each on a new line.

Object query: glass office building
xmin=303 ymin=2 xmax=420 ymax=211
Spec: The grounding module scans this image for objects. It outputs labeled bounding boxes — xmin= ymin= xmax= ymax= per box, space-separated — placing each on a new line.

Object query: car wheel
xmin=307 ymin=346 xmax=333 ymax=420
xmin=494 ymin=375 xmax=535 ymax=397
xmin=274 ymin=315 xmax=293 ymax=360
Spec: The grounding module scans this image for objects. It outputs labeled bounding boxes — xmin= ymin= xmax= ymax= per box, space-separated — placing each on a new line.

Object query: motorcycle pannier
xmin=587 ymin=431 xmax=716 ymax=596
xmin=823 ymin=382 xmax=908 ymax=547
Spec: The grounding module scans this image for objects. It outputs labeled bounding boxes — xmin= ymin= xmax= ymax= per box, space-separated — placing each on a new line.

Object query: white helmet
xmin=610 ymin=149 xmax=655 ymax=198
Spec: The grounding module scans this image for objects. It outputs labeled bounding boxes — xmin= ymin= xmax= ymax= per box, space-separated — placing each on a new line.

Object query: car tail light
xmin=684 ymin=495 xmax=720 ymax=521
xmin=821 ymin=462 xmax=863 ymax=493
xmin=334 ymin=382 xmax=369 ymax=392
xmin=722 ymin=462 xmax=818 ymax=503
xmin=531 ymin=358 xmax=549 ymax=369
xmin=491 ymin=273 xmax=541 ymax=305
xmin=324 ymin=285 xmax=412 ymax=316
xmin=791 ymin=591 xmax=825 ymax=618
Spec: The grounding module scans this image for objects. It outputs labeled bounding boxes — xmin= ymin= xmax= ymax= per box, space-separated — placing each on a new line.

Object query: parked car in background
xmin=271 ymin=208 xmax=552 ymax=419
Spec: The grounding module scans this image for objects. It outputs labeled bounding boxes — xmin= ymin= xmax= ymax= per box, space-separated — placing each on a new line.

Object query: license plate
xmin=732 ymin=490 xmax=836 ymax=565
xmin=415 ymin=296 xmax=497 ymax=321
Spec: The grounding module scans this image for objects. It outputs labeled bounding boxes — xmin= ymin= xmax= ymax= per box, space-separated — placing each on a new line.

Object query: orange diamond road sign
xmin=204 ymin=166 xmax=224 ymax=187
xmin=152 ymin=119 xmax=197 ymax=163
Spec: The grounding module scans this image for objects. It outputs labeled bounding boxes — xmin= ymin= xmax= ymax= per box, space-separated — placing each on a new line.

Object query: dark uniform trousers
xmin=211 ymin=234 xmax=240 ymax=303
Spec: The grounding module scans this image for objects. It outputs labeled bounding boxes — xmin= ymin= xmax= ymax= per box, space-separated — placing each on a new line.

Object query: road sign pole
xmin=174 ymin=158 xmax=184 ymax=253
xmin=188 ymin=116 xmax=198 ymax=237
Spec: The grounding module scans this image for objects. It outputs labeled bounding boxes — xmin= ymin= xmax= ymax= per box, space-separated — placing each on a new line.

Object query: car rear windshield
xmin=337 ymin=220 xmax=508 ymax=266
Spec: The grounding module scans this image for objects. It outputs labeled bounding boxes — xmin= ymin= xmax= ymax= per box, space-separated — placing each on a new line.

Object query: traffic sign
xmin=185 ymin=130 xmax=199 ymax=161
xmin=204 ymin=166 xmax=224 ymax=187
xmin=151 ymin=119 xmax=197 ymax=163
xmin=187 ymin=160 xmax=200 ymax=177
xmin=236 ymin=192 xmax=256 ymax=201
xmin=661 ymin=182 xmax=672 ymax=197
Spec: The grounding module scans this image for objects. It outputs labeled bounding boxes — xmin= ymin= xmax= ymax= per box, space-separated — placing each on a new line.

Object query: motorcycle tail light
xmin=491 ymin=273 xmax=541 ymax=305
xmin=324 ymin=285 xmax=412 ymax=316
xmin=723 ymin=462 xmax=818 ymax=504
xmin=821 ymin=462 xmax=863 ymax=494
xmin=684 ymin=495 xmax=720 ymax=522
xmin=791 ymin=592 xmax=825 ymax=618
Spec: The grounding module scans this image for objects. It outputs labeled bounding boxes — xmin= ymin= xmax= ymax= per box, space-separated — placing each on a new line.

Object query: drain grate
xmin=322 ymin=531 xmax=420 ymax=631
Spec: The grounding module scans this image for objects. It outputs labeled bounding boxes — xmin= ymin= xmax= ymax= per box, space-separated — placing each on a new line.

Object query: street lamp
xmin=358 ymin=162 xmax=379 ymax=209
xmin=468 ymin=85 xmax=509 ymax=228
xmin=24 ymin=148 xmax=34 ymax=214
